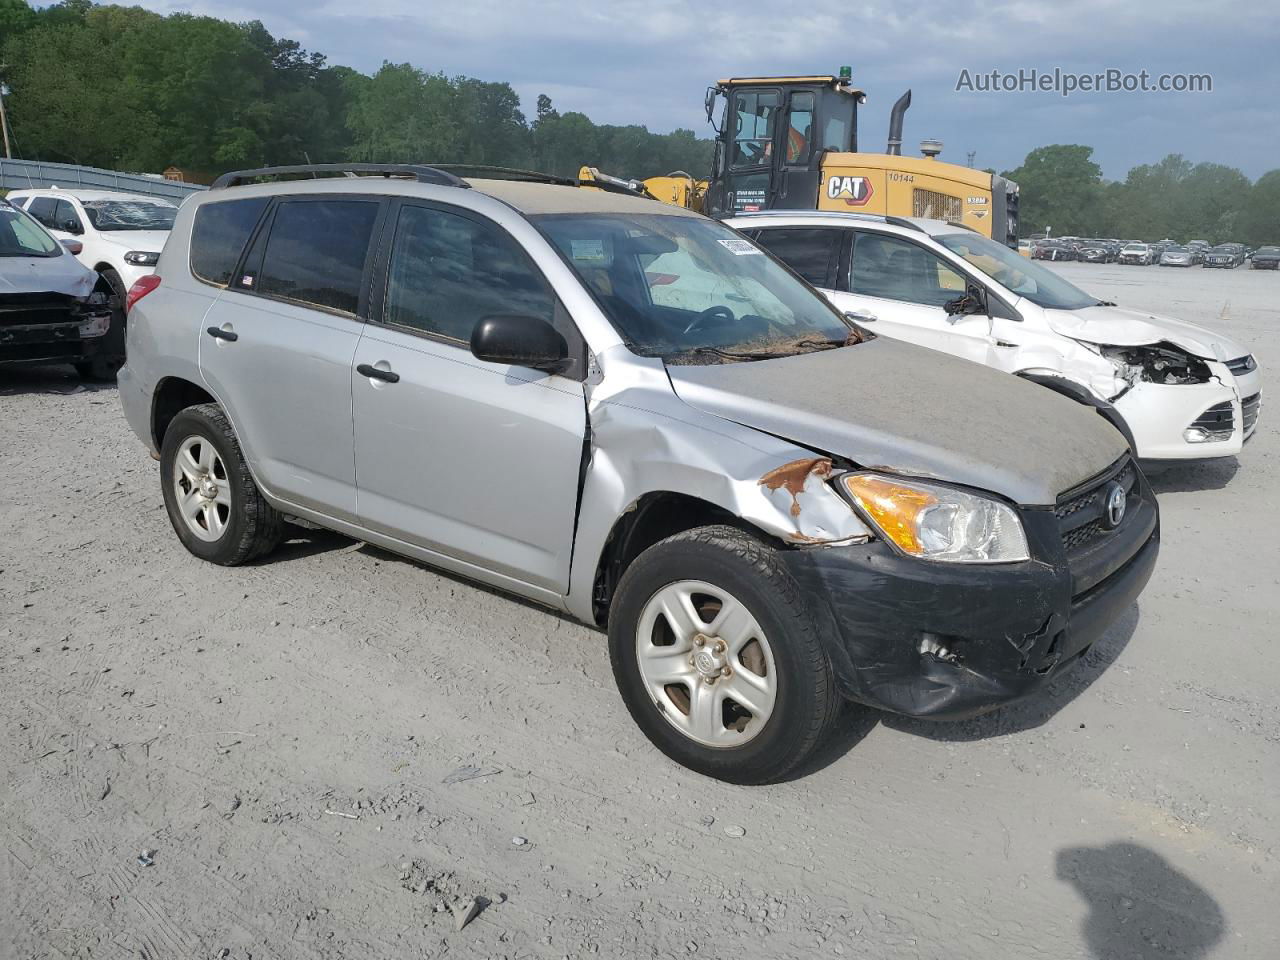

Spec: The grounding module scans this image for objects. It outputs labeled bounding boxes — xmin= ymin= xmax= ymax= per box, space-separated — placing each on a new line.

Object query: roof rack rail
xmin=882 ymin=215 xmax=924 ymax=232
xmin=430 ymin=164 xmax=577 ymax=186
xmin=417 ymin=164 xmax=656 ymax=199
xmin=210 ymin=163 xmax=470 ymax=190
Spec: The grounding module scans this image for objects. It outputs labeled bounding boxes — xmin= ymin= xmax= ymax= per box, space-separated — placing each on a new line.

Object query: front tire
xmin=160 ymin=404 xmax=282 ymax=565
xmin=608 ymin=525 xmax=839 ymax=784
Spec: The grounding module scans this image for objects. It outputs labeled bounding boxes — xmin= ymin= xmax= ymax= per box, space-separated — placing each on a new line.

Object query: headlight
xmin=841 ymin=473 xmax=1029 ymax=563
xmin=124 ymin=251 xmax=160 ymax=266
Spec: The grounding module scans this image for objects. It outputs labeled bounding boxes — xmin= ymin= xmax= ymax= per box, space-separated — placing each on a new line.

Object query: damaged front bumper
xmin=780 ymin=467 xmax=1159 ymax=720
xmin=0 ymin=292 xmax=114 ymax=367
xmin=1112 ymin=363 xmax=1261 ymax=460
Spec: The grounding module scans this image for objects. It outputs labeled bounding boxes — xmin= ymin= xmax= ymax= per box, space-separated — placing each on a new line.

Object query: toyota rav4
xmin=117 ymin=165 xmax=1159 ymax=783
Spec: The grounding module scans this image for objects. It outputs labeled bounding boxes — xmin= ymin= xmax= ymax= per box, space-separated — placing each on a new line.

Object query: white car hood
xmin=0 ymin=253 xmax=97 ymax=296
xmin=99 ymin=230 xmax=170 ymax=255
xmin=1045 ymin=304 xmax=1250 ymax=362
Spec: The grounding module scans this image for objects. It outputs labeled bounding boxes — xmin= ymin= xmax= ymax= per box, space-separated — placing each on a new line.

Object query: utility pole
xmin=966 ymin=150 xmax=976 ymax=169
xmin=0 ymin=79 xmax=12 ymax=159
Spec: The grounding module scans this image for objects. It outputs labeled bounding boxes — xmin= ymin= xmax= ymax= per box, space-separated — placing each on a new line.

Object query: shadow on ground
xmin=0 ymin=363 xmax=116 ymax=397
xmin=881 ymin=604 xmax=1139 ymax=743
xmin=1144 ymin=457 xmax=1239 ymax=493
xmin=1057 ymin=842 xmax=1225 ymax=959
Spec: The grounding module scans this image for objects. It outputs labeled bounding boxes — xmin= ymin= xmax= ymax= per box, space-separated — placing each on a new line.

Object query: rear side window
xmin=27 ymin=197 xmax=58 ymax=228
xmin=383 ymin=204 xmax=555 ymax=342
xmin=190 ymin=197 xmax=270 ymax=287
xmin=753 ymin=227 xmax=842 ymax=287
xmin=255 ymin=200 xmax=380 ymax=315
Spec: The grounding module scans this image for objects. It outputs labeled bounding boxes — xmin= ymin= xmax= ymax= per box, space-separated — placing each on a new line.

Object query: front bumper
xmin=0 ymin=301 xmax=114 ymax=367
xmin=1113 ymin=361 xmax=1261 ymax=460
xmin=1252 ymin=260 xmax=1279 ymax=269
xmin=781 ymin=474 xmax=1160 ymax=719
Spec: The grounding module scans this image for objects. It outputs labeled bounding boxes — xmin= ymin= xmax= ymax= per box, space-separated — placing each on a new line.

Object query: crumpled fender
xmin=564 ymin=348 xmax=872 ymax=623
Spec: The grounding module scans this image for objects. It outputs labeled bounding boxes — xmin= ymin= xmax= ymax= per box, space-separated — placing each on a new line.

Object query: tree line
xmin=1003 ymin=146 xmax=1279 ymax=246
xmin=0 ymin=0 xmax=711 ymax=180
xmin=2 ymin=1 xmax=1276 ymax=245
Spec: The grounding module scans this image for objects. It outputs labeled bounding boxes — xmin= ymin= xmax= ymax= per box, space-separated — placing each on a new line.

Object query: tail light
xmin=125 ymin=275 xmax=162 ymax=313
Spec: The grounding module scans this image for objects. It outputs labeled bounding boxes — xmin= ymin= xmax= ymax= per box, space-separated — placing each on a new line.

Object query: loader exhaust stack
xmin=887 ymin=90 xmax=912 ymax=156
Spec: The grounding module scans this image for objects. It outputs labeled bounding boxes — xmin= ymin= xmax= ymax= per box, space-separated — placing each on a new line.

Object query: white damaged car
xmin=734 ymin=212 xmax=1260 ymax=463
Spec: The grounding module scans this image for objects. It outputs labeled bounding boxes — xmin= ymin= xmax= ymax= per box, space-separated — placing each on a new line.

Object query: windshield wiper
xmin=793 ymin=337 xmax=850 ymax=352
xmin=1096 ymin=300 xmax=1117 ymax=307
xmin=689 ymin=346 xmax=778 ymax=362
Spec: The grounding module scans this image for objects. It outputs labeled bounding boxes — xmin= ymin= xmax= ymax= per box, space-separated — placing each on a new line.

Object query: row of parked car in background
xmin=1021 ymin=235 xmax=1278 ymax=269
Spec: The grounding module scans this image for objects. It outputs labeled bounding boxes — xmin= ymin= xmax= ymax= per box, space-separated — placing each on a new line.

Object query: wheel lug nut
xmin=694 ymin=636 xmax=705 ymax=647
xmin=703 ymin=675 xmax=716 ymax=685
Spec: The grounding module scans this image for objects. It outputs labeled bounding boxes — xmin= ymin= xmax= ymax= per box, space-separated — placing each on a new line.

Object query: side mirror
xmin=470 ymin=314 xmax=568 ymax=373
xmin=61 ymin=219 xmax=83 ymax=235
xmin=60 ymin=238 xmax=84 ymax=255
xmin=943 ymin=285 xmax=988 ymax=319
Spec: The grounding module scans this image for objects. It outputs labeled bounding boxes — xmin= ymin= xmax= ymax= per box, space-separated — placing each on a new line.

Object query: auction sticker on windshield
xmin=570 ymin=239 xmax=607 ymax=262
xmin=717 ymin=238 xmax=762 ymax=255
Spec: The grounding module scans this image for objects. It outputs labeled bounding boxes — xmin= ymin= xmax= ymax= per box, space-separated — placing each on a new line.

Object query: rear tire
xmin=608 ymin=525 xmax=839 ymax=784
xmin=160 ymin=404 xmax=283 ymax=565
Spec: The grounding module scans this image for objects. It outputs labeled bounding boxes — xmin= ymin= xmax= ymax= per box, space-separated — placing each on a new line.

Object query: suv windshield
xmin=934 ymin=230 xmax=1100 ymax=310
xmin=83 ymin=200 xmax=177 ymax=232
xmin=0 ymin=204 xmax=61 ymax=258
xmin=533 ymin=213 xmax=853 ymax=363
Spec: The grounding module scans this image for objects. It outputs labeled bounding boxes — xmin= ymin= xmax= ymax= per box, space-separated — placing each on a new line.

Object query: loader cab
xmin=705 ymin=75 xmax=862 ymax=218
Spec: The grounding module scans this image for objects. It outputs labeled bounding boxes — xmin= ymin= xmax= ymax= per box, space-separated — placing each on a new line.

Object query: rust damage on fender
xmin=759 ymin=457 xmax=833 ymax=517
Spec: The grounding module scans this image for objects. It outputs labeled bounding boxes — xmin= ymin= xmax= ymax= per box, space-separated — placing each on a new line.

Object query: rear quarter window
xmin=190 ymin=197 xmax=271 ymax=287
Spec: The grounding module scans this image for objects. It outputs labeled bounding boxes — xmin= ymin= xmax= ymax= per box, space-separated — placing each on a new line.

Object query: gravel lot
xmin=1 ymin=261 xmax=1276 ymax=960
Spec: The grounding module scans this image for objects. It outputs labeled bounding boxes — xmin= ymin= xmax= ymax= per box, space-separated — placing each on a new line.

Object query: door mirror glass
xmin=944 ymin=286 xmax=987 ymax=317
xmin=61 ymin=218 xmax=83 ymax=235
xmin=470 ymin=315 xmax=568 ymax=372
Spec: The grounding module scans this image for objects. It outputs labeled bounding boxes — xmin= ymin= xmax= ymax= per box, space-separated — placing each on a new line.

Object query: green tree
xmin=1001 ymin=144 xmax=1104 ymax=236
xmin=1240 ymin=170 xmax=1280 ymax=246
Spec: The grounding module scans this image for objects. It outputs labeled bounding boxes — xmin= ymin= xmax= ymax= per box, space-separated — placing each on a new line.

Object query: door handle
xmin=844 ymin=310 xmax=878 ymax=323
xmin=206 ymin=325 xmax=238 ymax=342
xmin=357 ymin=362 xmax=400 ymax=384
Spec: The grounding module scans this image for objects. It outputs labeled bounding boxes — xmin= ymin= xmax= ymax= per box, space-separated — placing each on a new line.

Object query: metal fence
xmin=0 ymin=158 xmax=207 ymax=201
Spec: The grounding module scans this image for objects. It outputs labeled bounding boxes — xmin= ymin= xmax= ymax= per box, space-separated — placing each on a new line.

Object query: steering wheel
xmin=683 ymin=304 xmax=736 ymax=336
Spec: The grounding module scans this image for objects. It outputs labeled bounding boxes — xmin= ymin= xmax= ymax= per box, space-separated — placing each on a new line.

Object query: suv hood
xmin=100 ymin=230 xmax=170 ymax=254
xmin=0 ymin=254 xmax=97 ymax=296
xmin=667 ymin=338 xmax=1126 ymax=506
xmin=1045 ymin=304 xmax=1248 ymax=361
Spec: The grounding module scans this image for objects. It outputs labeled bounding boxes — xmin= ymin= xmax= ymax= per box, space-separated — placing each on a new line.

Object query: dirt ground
xmin=2 ymin=261 xmax=1277 ymax=960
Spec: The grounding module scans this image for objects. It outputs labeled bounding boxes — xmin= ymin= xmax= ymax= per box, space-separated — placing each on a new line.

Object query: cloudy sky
xmin=133 ymin=0 xmax=1278 ymax=180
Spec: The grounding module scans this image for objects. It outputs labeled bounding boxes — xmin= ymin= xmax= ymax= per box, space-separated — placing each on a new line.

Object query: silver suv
xmin=118 ymin=164 xmax=1159 ymax=783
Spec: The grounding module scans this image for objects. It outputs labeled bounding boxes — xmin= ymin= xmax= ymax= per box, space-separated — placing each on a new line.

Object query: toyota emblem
xmin=1104 ymin=483 xmax=1127 ymax=528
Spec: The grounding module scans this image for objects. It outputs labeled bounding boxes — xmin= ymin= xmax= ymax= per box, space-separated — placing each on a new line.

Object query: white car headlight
xmin=841 ymin=473 xmax=1030 ymax=563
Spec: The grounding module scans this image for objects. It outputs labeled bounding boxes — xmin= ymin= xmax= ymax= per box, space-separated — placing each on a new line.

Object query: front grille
xmin=1242 ymin=393 xmax=1261 ymax=434
xmin=912 ymin=188 xmax=962 ymax=221
xmin=1190 ymin=400 xmax=1234 ymax=440
xmin=1055 ymin=457 xmax=1139 ymax=556
xmin=1226 ymin=355 xmax=1257 ymax=375
xmin=0 ymin=293 xmax=84 ymax=329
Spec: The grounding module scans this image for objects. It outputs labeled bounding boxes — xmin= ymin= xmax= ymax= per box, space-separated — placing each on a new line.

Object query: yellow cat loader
xmin=581 ymin=69 xmax=1019 ymax=246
